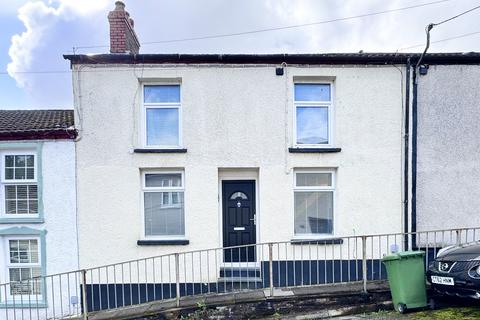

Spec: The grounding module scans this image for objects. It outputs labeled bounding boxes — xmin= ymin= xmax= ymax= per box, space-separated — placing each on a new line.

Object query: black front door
xmin=222 ymin=180 xmax=256 ymax=262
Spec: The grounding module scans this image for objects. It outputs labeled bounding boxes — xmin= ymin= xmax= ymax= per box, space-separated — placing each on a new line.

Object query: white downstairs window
xmin=1 ymin=153 xmax=38 ymax=217
xmin=294 ymin=170 xmax=335 ymax=237
xmin=6 ymin=238 xmax=42 ymax=298
xmin=142 ymin=171 xmax=185 ymax=238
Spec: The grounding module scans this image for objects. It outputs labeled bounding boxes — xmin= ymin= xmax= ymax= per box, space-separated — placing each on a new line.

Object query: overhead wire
xmin=398 ymin=30 xmax=480 ymax=50
xmin=2 ymin=28 xmax=479 ymax=76
xmin=2 ymin=27 xmax=480 ymax=76
xmin=413 ymin=3 xmax=480 ymax=66
xmin=431 ymin=4 xmax=480 ymax=26
xmin=2 ymin=0 xmax=480 ymax=75
xmin=72 ymin=0 xmax=453 ymax=50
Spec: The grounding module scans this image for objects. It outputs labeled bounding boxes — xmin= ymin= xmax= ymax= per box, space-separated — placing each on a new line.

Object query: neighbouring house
xmin=0 ymin=110 xmax=77 ymax=311
xmin=64 ymin=2 xmax=406 ymax=271
xmin=415 ymin=64 xmax=480 ymax=232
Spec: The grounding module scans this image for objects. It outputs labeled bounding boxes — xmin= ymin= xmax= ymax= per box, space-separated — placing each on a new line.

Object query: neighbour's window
xmin=294 ymin=83 xmax=332 ymax=146
xmin=7 ymin=238 xmax=42 ymax=296
xmin=143 ymin=85 xmax=181 ymax=147
xmin=1 ymin=154 xmax=38 ymax=216
xmin=143 ymin=171 xmax=185 ymax=237
xmin=294 ymin=171 xmax=334 ymax=236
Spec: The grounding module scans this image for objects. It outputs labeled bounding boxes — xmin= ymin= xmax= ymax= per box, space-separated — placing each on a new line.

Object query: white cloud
xmin=7 ymin=0 xmax=109 ymax=88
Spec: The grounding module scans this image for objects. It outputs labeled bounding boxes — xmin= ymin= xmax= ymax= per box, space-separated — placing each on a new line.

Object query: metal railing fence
xmin=1 ymin=226 xmax=479 ymax=319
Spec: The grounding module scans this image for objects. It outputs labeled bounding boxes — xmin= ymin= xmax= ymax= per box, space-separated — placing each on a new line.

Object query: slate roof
xmin=0 ymin=109 xmax=76 ymax=141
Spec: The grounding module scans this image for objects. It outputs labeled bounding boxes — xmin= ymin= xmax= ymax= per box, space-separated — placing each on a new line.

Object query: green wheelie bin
xmin=382 ymin=251 xmax=427 ymax=313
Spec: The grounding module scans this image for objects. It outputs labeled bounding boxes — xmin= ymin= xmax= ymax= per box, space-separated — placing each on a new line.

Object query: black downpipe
xmin=411 ymin=24 xmax=432 ymax=249
xmin=403 ymin=58 xmax=411 ymax=251
xmin=411 ymin=65 xmax=418 ymax=250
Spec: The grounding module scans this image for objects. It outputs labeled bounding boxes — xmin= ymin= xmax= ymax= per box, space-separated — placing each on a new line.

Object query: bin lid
xmin=382 ymin=250 xmax=425 ymax=261
xmin=382 ymin=254 xmax=401 ymax=261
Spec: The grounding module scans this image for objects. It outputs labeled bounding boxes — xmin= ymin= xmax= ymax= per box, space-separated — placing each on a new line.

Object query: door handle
xmin=249 ymin=214 xmax=256 ymax=225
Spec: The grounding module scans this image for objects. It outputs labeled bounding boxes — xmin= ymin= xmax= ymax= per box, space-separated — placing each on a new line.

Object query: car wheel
xmin=397 ymin=303 xmax=407 ymax=314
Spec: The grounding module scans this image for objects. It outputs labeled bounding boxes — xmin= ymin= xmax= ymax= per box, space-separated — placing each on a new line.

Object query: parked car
xmin=427 ymin=242 xmax=480 ymax=299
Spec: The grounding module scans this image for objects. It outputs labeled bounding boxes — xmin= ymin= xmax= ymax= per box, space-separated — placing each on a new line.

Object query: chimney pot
xmin=114 ymin=1 xmax=125 ymax=11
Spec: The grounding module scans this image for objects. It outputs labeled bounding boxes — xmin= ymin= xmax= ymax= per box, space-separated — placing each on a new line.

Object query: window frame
xmin=4 ymin=236 xmax=43 ymax=302
xmin=141 ymin=83 xmax=183 ymax=149
xmin=293 ymin=81 xmax=334 ymax=148
xmin=293 ymin=169 xmax=336 ymax=239
xmin=141 ymin=170 xmax=186 ymax=240
xmin=0 ymin=151 xmax=39 ymax=219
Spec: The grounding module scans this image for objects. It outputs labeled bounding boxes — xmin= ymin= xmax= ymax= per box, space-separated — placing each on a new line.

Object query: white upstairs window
xmin=143 ymin=85 xmax=182 ymax=148
xmin=1 ymin=153 xmax=38 ymax=217
xmin=294 ymin=170 xmax=335 ymax=237
xmin=294 ymin=83 xmax=333 ymax=146
xmin=142 ymin=171 xmax=185 ymax=238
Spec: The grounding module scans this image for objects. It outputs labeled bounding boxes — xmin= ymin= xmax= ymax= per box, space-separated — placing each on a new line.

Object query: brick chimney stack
xmin=108 ymin=1 xmax=140 ymax=54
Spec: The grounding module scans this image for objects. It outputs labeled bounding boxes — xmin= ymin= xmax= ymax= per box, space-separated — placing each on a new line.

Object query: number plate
xmin=431 ymin=275 xmax=454 ymax=286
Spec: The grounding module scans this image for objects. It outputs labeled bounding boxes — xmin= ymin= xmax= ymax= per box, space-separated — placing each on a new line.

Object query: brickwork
xmin=107 ymin=1 xmax=140 ymax=54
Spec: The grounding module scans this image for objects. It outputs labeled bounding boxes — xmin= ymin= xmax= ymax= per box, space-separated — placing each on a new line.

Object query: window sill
xmin=290 ymin=238 xmax=343 ymax=245
xmin=289 ymin=147 xmax=341 ymax=153
xmin=137 ymin=239 xmax=189 ymax=246
xmin=0 ymin=217 xmax=44 ymax=224
xmin=134 ymin=148 xmax=187 ymax=153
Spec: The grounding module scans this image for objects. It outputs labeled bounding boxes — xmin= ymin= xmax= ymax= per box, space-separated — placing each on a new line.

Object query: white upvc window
xmin=142 ymin=171 xmax=185 ymax=238
xmin=142 ymin=84 xmax=182 ymax=148
xmin=294 ymin=82 xmax=333 ymax=147
xmin=5 ymin=238 xmax=42 ymax=300
xmin=293 ymin=170 xmax=335 ymax=237
xmin=0 ymin=152 xmax=38 ymax=217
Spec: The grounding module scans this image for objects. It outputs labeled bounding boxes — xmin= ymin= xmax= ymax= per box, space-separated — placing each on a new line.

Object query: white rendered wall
xmin=417 ymin=65 xmax=480 ymax=231
xmin=41 ymin=141 xmax=78 ymax=273
xmin=73 ymin=64 xmax=404 ymax=268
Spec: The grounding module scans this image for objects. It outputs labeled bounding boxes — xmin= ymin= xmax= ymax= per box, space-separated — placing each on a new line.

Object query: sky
xmin=0 ymin=0 xmax=479 ymax=109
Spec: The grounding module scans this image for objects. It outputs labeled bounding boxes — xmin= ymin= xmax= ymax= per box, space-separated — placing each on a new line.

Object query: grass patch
xmin=367 ymin=307 xmax=480 ymax=319
xmin=409 ymin=307 xmax=480 ymax=320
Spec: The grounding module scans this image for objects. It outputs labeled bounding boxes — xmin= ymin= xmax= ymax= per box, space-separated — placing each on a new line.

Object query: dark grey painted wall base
xmin=84 ymin=259 xmax=387 ymax=312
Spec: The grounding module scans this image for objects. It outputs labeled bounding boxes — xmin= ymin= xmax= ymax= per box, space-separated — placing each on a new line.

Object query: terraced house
xmin=65 ymin=2 xmax=406 ymax=274
xmin=0 ymin=110 xmax=77 ymax=312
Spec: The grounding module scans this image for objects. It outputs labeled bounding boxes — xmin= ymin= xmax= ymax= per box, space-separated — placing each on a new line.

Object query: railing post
xmin=268 ymin=243 xmax=274 ymax=297
xmin=175 ymin=253 xmax=180 ymax=307
xmin=361 ymin=236 xmax=368 ymax=293
xmin=456 ymin=230 xmax=461 ymax=245
xmin=81 ymin=270 xmax=88 ymax=320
